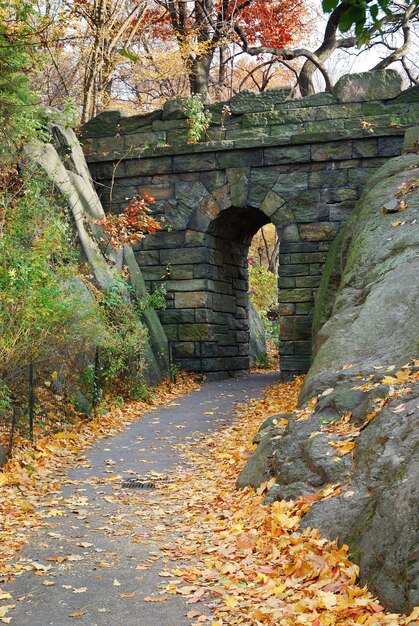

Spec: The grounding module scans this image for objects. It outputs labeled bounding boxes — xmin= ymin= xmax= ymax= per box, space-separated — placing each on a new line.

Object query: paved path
xmin=1 ymin=373 xmax=279 ymax=626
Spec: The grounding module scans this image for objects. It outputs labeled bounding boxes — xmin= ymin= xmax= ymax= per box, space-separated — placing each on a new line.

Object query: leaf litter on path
xmin=1 ymin=372 xmax=417 ymax=625
xmin=123 ymin=375 xmax=417 ymax=626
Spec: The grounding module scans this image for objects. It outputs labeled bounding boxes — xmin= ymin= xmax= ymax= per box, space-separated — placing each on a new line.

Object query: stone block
xmin=278 ymin=276 xmax=295 ymax=289
xmin=281 ymin=223 xmax=300 ymax=242
xmin=279 ymin=93 xmax=337 ymax=109
xmin=296 ymin=302 xmax=315 ymax=315
xmin=243 ymin=107 xmax=316 ymax=128
xmin=152 ymin=119 xmax=189 ymax=131
xmin=141 ymin=266 xmax=168 ymax=281
xmin=228 ymin=357 xmax=250 ymax=370
xmin=347 ymin=168 xmax=377 ymax=186
xmin=200 ymin=170 xmax=227 ymax=192
xmin=193 ymin=264 xmax=220 ymax=280
xmin=135 ymin=250 xmax=160 ymax=265
xmin=260 ymin=190 xmax=286 ymax=217
xmin=174 ymin=342 xmax=195 ymax=357
xmin=322 ymin=187 xmax=358 ymax=203
xmin=178 ymin=324 xmax=213 ymax=340
xmin=236 ymin=330 xmax=250 ymax=343
xmin=333 ymin=70 xmax=402 ymax=102
xmin=269 ymin=124 xmax=301 ymax=138
xmin=213 ymin=294 xmax=237 ymax=313
xmin=218 ymin=346 xmax=239 ymax=357
xmin=289 ymin=190 xmax=325 ymax=222
xmin=280 ymin=355 xmax=311 ymax=372
xmin=126 ymin=157 xmax=173 ymax=176
xmin=279 ymin=342 xmax=294 ymax=355
xmin=280 ymin=264 xmax=309 ymax=276
xmin=143 ymin=231 xmax=184 ymax=250
xmin=138 ymin=184 xmax=175 ymax=200
xmin=308 ymin=169 xmax=348 ymax=188
xmin=263 ymin=144 xmax=311 ymax=166
xmin=164 ymin=279 xmax=207 ymax=292
xmin=160 ymin=309 xmax=195 ymax=324
xmin=225 ymin=128 xmax=269 ymax=141
xmin=201 ymin=357 xmax=228 ymax=372
xmin=280 ymin=242 xmax=318 ymax=253
xmin=278 ymin=289 xmax=313 ymax=303
xmin=293 ymin=340 xmax=312 ymax=355
xmin=278 ymin=303 xmax=295 ymax=316
xmin=174 ymin=291 xmax=208 ymax=308
xmin=247 ymin=168 xmax=280 ymax=208
xmin=162 ymin=324 xmax=178 ymax=340
xmin=299 ymin=222 xmax=339 ymax=241
xmin=195 ymin=309 xmax=226 ymax=324
xmin=295 ymin=276 xmax=321 ymax=288
xmin=217 ymin=149 xmax=263 ymax=169
xmin=226 ymin=168 xmax=249 ymax=208
xmin=311 ymin=141 xmax=352 ymax=161
xmin=289 ymin=251 xmax=328 ymax=264
xmin=81 ymin=110 xmax=125 ymax=138
xmin=315 ymin=104 xmax=362 ymax=120
xmin=173 ymin=153 xmax=216 ymax=173
xmin=120 ymin=111 xmax=162 ymax=134
xmin=309 ymin=264 xmax=323 ymax=275
xmin=167 ymin=129 xmax=190 ymax=145
xmin=125 ymin=131 xmax=167 ymax=150
xmin=280 ymin=316 xmax=312 ymax=341
xmin=162 ymin=98 xmax=188 ymax=120
xmin=161 ymin=248 xmax=207 ymax=265
xmin=377 ymin=136 xmax=404 ymax=157
xmin=185 ymin=230 xmax=208 ymax=246
xmin=329 ymin=205 xmax=353 ymax=221
xmin=304 ymin=120 xmax=345 ymax=134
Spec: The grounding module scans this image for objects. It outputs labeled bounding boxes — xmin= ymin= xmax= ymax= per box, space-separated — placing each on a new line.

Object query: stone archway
xmin=84 ymin=72 xmax=418 ymax=377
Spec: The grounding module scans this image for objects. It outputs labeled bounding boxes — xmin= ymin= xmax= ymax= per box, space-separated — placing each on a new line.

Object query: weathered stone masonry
xmin=82 ymin=71 xmax=419 ymax=379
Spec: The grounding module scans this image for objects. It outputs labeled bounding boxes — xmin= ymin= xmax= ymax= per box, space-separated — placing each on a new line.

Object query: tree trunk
xmin=189 ymin=55 xmax=212 ymax=102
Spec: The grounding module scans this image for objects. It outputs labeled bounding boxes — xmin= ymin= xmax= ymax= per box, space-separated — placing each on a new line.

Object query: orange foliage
xmin=93 ymin=193 xmax=161 ymax=250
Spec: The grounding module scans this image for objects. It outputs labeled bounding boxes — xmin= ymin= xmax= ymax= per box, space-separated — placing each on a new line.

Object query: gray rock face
xmin=248 ymin=301 xmax=267 ymax=366
xmin=25 ymin=125 xmax=170 ymax=386
xmin=238 ymin=147 xmax=419 ymax=612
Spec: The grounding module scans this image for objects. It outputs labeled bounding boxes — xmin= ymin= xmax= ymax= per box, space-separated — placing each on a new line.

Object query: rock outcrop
xmin=25 ymin=124 xmax=169 ymax=385
xmin=238 ymin=134 xmax=419 ymax=612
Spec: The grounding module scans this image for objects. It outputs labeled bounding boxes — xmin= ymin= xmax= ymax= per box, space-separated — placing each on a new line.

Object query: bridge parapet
xmin=82 ymin=71 xmax=419 ymax=379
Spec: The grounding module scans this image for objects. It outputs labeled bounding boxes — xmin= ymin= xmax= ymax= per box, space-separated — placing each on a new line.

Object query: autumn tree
xmin=235 ymin=0 xmax=419 ymax=96
xmin=152 ymin=0 xmax=307 ymax=101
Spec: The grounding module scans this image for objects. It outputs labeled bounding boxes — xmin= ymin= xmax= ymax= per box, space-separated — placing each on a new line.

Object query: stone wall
xmin=82 ymin=71 xmax=419 ymax=378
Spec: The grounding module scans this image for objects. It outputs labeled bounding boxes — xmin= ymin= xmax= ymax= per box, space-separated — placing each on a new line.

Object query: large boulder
xmin=238 ymin=143 xmax=419 ymax=612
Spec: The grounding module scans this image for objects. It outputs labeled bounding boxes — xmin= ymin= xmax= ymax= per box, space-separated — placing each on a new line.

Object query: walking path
xmin=1 ymin=373 xmax=279 ymax=626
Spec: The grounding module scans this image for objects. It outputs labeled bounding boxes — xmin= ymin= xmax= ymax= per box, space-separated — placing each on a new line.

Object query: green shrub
xmin=248 ymin=265 xmax=277 ymax=315
xmin=184 ymin=95 xmax=212 ymax=142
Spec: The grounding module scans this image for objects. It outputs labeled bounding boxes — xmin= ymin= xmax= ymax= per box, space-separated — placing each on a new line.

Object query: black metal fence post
xmin=92 ymin=346 xmax=100 ymax=408
xmin=28 ymin=362 xmax=34 ymax=442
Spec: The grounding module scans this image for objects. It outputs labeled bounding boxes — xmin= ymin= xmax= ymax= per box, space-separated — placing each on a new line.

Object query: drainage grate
xmin=121 ymin=478 xmax=156 ymax=490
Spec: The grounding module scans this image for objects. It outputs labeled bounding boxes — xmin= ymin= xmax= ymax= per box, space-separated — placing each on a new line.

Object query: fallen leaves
xmin=0 ymin=373 xmax=200 ymax=576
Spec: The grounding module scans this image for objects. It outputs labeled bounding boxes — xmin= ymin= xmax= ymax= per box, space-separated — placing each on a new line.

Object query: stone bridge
xmin=83 ymin=70 xmax=419 ymax=379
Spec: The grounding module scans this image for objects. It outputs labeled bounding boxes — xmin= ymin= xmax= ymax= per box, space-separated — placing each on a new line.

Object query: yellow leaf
xmin=224 ymin=595 xmax=239 ymax=609
xmin=406 ymin=606 xmax=419 ymax=623
xmin=317 ymin=590 xmax=338 ymax=609
xmin=72 ymin=587 xmax=87 ymax=593
xmin=69 ymin=611 xmax=86 ymax=617
xmin=0 ymin=592 xmax=12 ymax=601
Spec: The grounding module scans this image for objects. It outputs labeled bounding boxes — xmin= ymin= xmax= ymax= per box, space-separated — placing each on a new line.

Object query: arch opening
xmin=195 ymin=205 xmax=278 ymax=377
